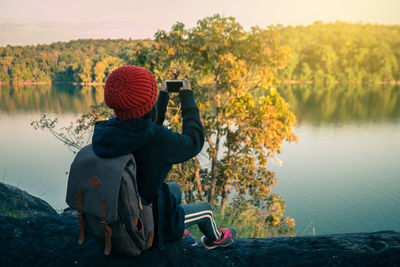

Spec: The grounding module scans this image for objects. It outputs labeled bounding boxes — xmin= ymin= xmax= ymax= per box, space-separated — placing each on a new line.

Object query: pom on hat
xmin=104 ymin=65 xmax=158 ymax=120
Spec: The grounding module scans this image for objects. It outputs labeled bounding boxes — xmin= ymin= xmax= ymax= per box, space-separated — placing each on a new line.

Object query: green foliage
xmin=188 ymin=199 xmax=296 ymax=240
xmin=1 ymin=22 xmax=399 ymax=84
xmin=279 ymin=21 xmax=400 ymax=83
xmin=0 ymin=39 xmax=150 ymax=83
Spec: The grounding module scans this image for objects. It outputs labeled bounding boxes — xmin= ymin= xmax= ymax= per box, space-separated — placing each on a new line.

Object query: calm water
xmin=1 ymin=83 xmax=399 ymax=235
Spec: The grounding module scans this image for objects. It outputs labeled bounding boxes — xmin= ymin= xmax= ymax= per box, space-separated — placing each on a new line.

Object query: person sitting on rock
xmin=91 ymin=65 xmax=236 ymax=250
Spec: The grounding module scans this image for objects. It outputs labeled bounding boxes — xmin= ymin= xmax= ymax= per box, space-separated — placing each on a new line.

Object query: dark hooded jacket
xmin=92 ymin=90 xmax=204 ymax=248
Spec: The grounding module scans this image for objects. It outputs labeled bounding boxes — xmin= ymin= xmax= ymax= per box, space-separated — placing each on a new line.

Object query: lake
xmin=1 ymin=83 xmax=399 ymax=236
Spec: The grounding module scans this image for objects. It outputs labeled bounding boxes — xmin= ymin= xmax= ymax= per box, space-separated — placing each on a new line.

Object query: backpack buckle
xmin=75 ymin=192 xmax=85 ymax=245
xmin=101 ymin=199 xmax=112 ymax=255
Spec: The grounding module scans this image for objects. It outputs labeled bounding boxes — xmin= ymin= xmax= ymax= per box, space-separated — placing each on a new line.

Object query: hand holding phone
xmin=181 ymin=78 xmax=191 ymax=91
xmin=165 ymin=80 xmax=184 ymax=92
xmin=164 ymin=78 xmax=192 ymax=93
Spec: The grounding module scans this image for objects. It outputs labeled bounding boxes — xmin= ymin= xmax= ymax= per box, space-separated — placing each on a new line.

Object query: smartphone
xmin=166 ymin=80 xmax=184 ymax=92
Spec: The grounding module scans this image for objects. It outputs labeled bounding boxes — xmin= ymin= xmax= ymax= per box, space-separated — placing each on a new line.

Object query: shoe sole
xmin=201 ymin=236 xmax=233 ymax=250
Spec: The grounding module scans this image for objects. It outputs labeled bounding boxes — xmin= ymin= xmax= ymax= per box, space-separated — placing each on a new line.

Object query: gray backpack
xmin=66 ymin=145 xmax=154 ymax=256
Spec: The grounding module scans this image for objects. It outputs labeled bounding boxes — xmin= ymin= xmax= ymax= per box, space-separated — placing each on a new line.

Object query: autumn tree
xmin=93 ymin=61 xmax=106 ymax=83
xmin=134 ymin=15 xmax=298 ymax=236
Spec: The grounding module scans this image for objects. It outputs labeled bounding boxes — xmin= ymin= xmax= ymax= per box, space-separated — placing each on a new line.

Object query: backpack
xmin=66 ymin=144 xmax=154 ymax=256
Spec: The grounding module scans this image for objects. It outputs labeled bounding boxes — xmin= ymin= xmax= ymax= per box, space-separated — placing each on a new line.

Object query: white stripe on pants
xmin=182 ymin=202 xmax=221 ymax=241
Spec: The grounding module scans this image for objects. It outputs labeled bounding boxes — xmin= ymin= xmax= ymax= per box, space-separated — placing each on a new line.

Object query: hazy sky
xmin=1 ymin=0 xmax=399 ymax=46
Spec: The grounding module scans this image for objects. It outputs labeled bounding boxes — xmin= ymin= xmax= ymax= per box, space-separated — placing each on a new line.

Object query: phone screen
xmin=166 ymin=81 xmax=184 ymax=92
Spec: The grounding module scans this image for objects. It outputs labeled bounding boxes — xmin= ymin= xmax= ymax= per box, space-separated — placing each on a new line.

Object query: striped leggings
xmin=168 ymin=182 xmax=222 ymax=241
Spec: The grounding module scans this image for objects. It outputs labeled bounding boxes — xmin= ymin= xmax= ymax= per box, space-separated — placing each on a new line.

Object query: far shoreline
xmin=1 ymin=80 xmax=400 ymax=87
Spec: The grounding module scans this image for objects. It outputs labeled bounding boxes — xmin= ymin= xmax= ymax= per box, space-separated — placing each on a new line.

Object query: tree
xmin=76 ymin=58 xmax=93 ymax=83
xmin=102 ymin=56 xmax=124 ymax=77
xmin=139 ymin=15 xmax=298 ymax=235
xmin=93 ymin=61 xmax=106 ymax=83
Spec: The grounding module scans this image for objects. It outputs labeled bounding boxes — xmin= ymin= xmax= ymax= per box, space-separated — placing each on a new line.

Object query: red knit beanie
xmin=104 ymin=65 xmax=158 ymax=120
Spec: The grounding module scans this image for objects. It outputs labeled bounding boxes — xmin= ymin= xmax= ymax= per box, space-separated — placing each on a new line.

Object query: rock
xmin=0 ymin=182 xmax=57 ymax=217
xmin=1 ymin=182 xmax=400 ymax=266
xmin=1 ymin=215 xmax=399 ymax=266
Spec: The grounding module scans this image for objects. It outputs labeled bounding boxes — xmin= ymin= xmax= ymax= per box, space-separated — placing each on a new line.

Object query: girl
xmin=92 ymin=65 xmax=235 ymax=250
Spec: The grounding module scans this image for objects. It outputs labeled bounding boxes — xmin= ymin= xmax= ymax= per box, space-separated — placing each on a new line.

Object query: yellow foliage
xmin=150 ymin=14 xmax=297 ymax=236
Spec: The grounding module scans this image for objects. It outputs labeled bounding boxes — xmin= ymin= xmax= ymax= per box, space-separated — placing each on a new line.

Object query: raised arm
xmin=155 ymin=81 xmax=169 ymax=125
xmin=157 ymin=78 xmax=205 ymax=164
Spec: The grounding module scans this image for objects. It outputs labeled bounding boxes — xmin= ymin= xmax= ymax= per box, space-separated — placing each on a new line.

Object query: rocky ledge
xmin=0 ymin=182 xmax=57 ymax=217
xmin=1 ymin=182 xmax=400 ymax=266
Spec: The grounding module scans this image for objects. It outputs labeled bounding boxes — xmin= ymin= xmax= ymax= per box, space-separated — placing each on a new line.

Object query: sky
xmin=0 ymin=0 xmax=399 ymax=46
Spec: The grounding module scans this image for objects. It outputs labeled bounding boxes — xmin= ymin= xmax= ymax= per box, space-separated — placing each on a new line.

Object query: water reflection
xmin=0 ymin=84 xmax=104 ymax=113
xmin=278 ymin=84 xmax=400 ymax=125
xmin=2 ymin=83 xmax=399 ymax=124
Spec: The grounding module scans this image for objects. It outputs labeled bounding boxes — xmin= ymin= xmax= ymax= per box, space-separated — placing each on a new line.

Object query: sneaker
xmin=201 ymin=228 xmax=236 ymax=250
xmin=182 ymin=229 xmax=198 ymax=246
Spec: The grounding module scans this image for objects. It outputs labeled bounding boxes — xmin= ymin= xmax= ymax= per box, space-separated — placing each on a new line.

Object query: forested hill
xmin=278 ymin=22 xmax=400 ymax=82
xmin=0 ymin=39 xmax=151 ymax=83
xmin=1 ymin=22 xmax=399 ymax=84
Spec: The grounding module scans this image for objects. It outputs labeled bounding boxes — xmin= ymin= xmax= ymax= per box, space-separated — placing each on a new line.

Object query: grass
xmin=185 ymin=204 xmax=293 ymax=240
xmin=0 ymin=203 xmax=33 ymax=219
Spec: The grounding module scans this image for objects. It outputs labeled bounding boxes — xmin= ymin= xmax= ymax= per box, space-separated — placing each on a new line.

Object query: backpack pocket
xmin=118 ymin=178 xmax=148 ymax=251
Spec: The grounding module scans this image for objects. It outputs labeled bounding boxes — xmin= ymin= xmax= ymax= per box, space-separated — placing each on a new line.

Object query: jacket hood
xmin=92 ymin=118 xmax=158 ymax=157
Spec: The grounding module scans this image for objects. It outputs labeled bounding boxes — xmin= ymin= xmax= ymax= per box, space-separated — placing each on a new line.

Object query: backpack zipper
xmin=125 ymin=166 xmax=143 ymax=210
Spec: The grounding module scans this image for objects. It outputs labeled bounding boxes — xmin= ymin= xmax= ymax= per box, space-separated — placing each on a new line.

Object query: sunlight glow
xmin=0 ymin=0 xmax=399 ymax=46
